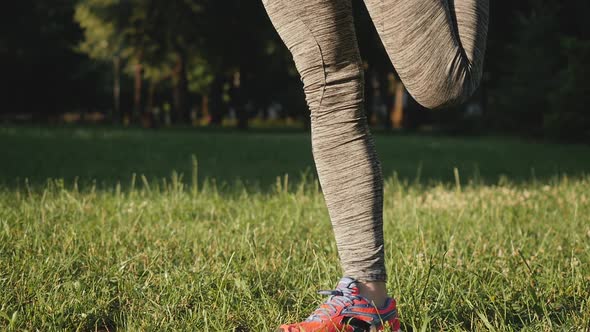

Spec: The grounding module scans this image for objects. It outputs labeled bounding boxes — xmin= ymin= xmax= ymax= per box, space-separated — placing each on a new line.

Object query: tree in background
xmin=1 ymin=0 xmax=111 ymax=118
xmin=6 ymin=0 xmax=588 ymax=139
xmin=75 ymin=1 xmax=126 ymax=123
xmin=492 ymin=1 xmax=561 ymax=134
xmin=75 ymin=0 xmax=151 ymax=123
xmin=547 ymin=38 xmax=590 ymax=139
xmin=198 ymin=0 xmax=291 ymax=127
xmin=490 ymin=0 xmax=590 ymax=140
xmin=74 ymin=0 xmax=290 ymax=128
xmin=75 ymin=0 xmax=208 ymax=125
xmin=546 ymin=0 xmax=590 ymax=140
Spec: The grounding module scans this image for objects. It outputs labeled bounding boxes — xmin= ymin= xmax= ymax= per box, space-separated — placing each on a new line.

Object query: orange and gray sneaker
xmin=277 ymin=277 xmax=401 ymax=332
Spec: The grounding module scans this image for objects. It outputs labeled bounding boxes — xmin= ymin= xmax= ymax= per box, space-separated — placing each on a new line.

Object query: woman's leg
xmin=364 ymin=0 xmax=489 ymax=109
xmin=262 ymin=0 xmax=387 ymax=283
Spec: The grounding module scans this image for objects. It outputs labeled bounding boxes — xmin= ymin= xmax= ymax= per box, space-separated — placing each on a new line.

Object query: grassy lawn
xmin=1 ymin=126 xmax=590 ymax=188
xmin=1 ymin=126 xmax=589 ymax=331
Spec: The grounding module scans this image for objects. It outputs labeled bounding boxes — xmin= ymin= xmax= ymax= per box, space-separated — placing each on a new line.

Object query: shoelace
xmin=306 ymin=289 xmax=360 ymax=322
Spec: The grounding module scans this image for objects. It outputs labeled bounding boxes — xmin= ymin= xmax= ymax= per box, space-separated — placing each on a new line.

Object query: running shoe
xmin=277 ymin=277 xmax=401 ymax=332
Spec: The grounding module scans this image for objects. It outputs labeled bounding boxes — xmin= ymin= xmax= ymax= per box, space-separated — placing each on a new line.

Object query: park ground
xmin=1 ymin=126 xmax=589 ymax=331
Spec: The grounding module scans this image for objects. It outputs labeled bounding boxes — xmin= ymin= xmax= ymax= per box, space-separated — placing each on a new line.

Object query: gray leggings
xmin=263 ymin=0 xmax=488 ymax=281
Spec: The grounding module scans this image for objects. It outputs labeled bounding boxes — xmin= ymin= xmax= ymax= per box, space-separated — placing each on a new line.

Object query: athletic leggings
xmin=263 ymin=0 xmax=489 ymax=281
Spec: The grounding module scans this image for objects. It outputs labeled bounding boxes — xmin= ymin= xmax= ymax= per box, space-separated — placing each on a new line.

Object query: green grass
xmin=1 ymin=126 xmax=589 ymax=331
xmin=2 ymin=126 xmax=590 ymax=188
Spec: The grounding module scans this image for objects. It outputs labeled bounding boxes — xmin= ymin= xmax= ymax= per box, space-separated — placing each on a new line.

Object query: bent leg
xmin=364 ymin=0 xmax=489 ymax=109
xmin=263 ymin=0 xmax=386 ymax=281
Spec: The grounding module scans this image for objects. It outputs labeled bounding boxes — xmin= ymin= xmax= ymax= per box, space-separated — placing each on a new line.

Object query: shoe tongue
xmin=336 ymin=277 xmax=360 ymax=296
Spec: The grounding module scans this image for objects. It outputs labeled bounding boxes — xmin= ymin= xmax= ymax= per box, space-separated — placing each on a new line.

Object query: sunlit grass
xmin=1 ymin=126 xmax=589 ymax=330
xmin=1 ymin=173 xmax=589 ymax=331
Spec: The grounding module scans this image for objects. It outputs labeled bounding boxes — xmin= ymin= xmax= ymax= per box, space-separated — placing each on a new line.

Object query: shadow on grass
xmin=1 ymin=126 xmax=589 ymax=191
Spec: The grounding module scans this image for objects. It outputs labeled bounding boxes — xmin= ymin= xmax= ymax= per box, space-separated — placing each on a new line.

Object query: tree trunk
xmin=201 ymin=95 xmax=209 ymax=124
xmin=391 ymin=82 xmax=404 ymax=129
xmin=143 ymin=80 xmax=157 ymax=128
xmin=148 ymin=80 xmax=156 ymax=114
xmin=173 ymin=51 xmax=189 ymax=124
xmin=113 ymin=55 xmax=121 ymax=124
xmin=232 ymin=70 xmax=248 ymax=130
xmin=133 ymin=62 xmax=143 ymax=124
xmin=209 ymin=75 xmax=225 ymax=126
xmin=379 ymin=72 xmax=394 ymax=129
xmin=481 ymin=72 xmax=489 ymax=125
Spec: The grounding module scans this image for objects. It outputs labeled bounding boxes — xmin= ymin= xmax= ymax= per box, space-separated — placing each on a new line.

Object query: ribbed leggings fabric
xmin=263 ymin=0 xmax=489 ymax=281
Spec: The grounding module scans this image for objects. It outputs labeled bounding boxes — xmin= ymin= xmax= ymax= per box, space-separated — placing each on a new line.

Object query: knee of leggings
xmin=425 ymin=69 xmax=481 ymax=110
xmin=309 ymin=62 xmax=365 ymax=120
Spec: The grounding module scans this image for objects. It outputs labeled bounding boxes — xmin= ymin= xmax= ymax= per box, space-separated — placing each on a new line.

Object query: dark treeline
xmin=1 ymin=0 xmax=589 ymax=140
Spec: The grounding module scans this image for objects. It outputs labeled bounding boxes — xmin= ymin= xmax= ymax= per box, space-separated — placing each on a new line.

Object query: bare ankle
xmin=357 ymin=281 xmax=388 ymax=308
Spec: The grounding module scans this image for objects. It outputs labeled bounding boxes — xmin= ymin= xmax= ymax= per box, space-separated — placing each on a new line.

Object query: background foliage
xmin=1 ymin=0 xmax=588 ymax=139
